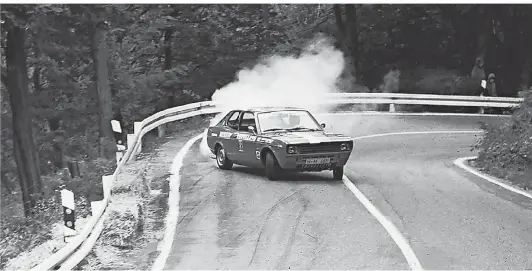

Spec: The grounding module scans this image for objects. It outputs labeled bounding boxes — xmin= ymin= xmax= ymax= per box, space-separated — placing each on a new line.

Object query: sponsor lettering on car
xmin=219 ymin=132 xmax=232 ymax=138
xmin=256 ymin=137 xmax=274 ymax=144
xmin=236 ymin=133 xmax=257 ymax=141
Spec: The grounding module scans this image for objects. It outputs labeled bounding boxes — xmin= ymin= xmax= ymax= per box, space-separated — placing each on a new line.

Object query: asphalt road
xmin=163 ymin=114 xmax=532 ymax=270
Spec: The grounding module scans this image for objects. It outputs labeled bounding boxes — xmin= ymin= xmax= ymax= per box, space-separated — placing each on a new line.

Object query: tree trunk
xmin=499 ymin=6 xmax=524 ymax=96
xmin=345 ymin=4 xmax=359 ymax=78
xmin=1 ymin=172 xmax=13 ymax=194
xmin=333 ymin=4 xmax=346 ymax=39
xmin=5 ymin=24 xmax=43 ymax=217
xmin=91 ymin=20 xmax=116 ymax=159
xmin=158 ymin=28 xmax=174 ymax=138
xmin=334 ymin=4 xmax=358 ymax=82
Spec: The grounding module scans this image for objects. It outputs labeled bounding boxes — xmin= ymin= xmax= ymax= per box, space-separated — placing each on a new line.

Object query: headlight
xmin=287 ymin=145 xmax=298 ymax=154
xmin=340 ymin=143 xmax=349 ymax=151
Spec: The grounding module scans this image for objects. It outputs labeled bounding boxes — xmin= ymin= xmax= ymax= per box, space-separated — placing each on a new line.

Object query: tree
xmin=88 ymin=7 xmax=116 ymax=159
xmin=1 ymin=5 xmax=43 ymax=217
xmin=334 ymin=4 xmax=359 ymax=79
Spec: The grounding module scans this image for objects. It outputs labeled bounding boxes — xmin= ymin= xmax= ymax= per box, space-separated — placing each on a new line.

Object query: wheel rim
xmin=217 ymin=149 xmax=225 ymax=165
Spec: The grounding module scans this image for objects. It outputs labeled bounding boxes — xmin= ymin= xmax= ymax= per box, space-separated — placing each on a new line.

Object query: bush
xmin=395 ymin=68 xmax=483 ymax=113
xmin=399 ymin=68 xmax=480 ymax=96
xmin=475 ymin=88 xmax=532 ymax=189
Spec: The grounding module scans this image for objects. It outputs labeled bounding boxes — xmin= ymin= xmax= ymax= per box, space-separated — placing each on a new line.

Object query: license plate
xmin=305 ymin=158 xmax=330 ymax=164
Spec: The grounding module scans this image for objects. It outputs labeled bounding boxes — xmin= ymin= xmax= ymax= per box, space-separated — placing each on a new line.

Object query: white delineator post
xmin=134 ymin=122 xmax=142 ymax=155
xmin=61 ymin=189 xmax=76 ymax=243
xmin=111 ymin=119 xmax=122 ymax=134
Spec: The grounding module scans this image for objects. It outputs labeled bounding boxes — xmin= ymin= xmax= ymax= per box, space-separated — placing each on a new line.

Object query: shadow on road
xmin=230 ymin=166 xmax=342 ymax=184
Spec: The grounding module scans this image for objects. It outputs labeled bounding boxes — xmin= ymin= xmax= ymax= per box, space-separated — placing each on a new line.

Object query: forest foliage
xmin=1 ymin=4 xmax=532 ymax=218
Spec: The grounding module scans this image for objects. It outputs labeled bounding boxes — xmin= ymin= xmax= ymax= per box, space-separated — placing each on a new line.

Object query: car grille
xmin=298 ymin=142 xmax=341 ymax=154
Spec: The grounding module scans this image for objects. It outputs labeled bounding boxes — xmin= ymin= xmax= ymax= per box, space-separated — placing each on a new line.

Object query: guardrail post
xmin=102 ymin=175 xmax=113 ymax=200
xmin=134 ymin=122 xmax=142 ymax=155
xmin=61 ymin=189 xmax=76 ymax=243
xmin=90 ymin=200 xmax=103 ymax=216
xmin=126 ymin=134 xmax=136 ymax=161
xmin=389 ymin=103 xmax=396 ymax=112
xmin=157 ymin=124 xmax=166 ymax=138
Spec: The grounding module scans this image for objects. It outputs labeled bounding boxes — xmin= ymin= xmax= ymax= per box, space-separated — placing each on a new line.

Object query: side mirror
xmin=248 ymin=126 xmax=256 ymax=134
xmin=320 ymin=123 xmax=326 ymax=128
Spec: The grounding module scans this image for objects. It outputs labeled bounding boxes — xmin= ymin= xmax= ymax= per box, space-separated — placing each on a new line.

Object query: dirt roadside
xmin=78 ymin=116 xmax=212 ymax=270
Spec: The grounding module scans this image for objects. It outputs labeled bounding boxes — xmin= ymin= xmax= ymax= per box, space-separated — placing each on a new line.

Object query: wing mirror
xmin=248 ymin=126 xmax=256 ymax=134
xmin=320 ymin=123 xmax=326 ymax=128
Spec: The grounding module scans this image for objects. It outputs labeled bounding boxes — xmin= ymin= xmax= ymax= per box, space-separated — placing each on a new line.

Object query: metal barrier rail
xmin=30 ymin=93 xmax=524 ymax=270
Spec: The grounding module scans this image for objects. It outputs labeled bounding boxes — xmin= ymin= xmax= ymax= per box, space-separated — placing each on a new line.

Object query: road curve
xmin=162 ymin=114 xmax=532 ymax=270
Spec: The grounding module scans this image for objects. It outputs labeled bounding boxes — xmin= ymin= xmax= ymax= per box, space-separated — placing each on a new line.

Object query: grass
xmin=0 ymin=158 xmax=115 ymax=269
xmin=474 ymin=88 xmax=532 ymax=191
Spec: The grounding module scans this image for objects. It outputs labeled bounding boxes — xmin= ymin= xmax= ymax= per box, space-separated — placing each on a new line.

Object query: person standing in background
xmin=486 ymin=73 xmax=497 ymax=97
xmin=471 ymin=57 xmax=486 ymax=92
xmin=484 ymin=73 xmax=499 ymax=114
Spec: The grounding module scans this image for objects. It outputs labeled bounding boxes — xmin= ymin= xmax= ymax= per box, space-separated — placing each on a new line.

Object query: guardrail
xmin=30 ymin=93 xmax=524 ymax=270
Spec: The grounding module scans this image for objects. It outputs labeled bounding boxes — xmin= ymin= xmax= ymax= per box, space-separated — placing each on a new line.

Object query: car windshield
xmin=257 ymin=110 xmax=322 ymax=133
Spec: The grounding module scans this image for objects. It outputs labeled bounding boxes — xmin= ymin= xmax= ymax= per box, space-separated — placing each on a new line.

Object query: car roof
xmin=232 ymin=106 xmax=308 ymax=114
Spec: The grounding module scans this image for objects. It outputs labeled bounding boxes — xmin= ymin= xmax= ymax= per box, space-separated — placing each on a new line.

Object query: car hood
xmin=266 ymin=131 xmax=352 ymax=144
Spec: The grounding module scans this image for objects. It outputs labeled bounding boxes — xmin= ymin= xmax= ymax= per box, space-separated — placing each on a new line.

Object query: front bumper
xmin=276 ymin=151 xmax=352 ymax=172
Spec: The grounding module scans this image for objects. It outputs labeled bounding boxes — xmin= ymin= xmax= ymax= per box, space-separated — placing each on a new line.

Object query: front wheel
xmin=216 ymin=146 xmax=233 ymax=170
xmin=265 ymin=152 xmax=281 ymax=180
xmin=333 ymin=166 xmax=344 ymax=180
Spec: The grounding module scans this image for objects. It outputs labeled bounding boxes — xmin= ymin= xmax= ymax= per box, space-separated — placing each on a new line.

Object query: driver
xmin=288 ymin=114 xmax=300 ymax=127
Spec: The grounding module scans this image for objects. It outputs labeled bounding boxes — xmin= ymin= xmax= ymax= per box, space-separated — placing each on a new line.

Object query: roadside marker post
xmin=61 ymin=189 xmax=76 ymax=243
xmin=110 ymin=120 xmax=122 ymax=134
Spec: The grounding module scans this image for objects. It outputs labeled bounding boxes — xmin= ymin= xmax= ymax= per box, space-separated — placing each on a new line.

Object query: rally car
xmin=205 ymin=107 xmax=354 ymax=180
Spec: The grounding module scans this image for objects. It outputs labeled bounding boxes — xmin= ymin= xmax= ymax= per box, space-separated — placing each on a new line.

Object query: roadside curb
xmin=453 ymin=156 xmax=532 ymax=200
xmin=150 ymin=133 xmax=204 ymax=271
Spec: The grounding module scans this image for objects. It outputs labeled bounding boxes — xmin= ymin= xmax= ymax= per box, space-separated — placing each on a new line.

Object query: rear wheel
xmin=216 ymin=146 xmax=233 ymax=170
xmin=265 ymin=152 xmax=281 ymax=180
xmin=333 ymin=166 xmax=344 ymax=180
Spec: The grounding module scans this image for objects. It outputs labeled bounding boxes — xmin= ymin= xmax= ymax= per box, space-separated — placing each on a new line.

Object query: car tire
xmin=333 ymin=166 xmax=344 ymax=180
xmin=216 ymin=146 xmax=233 ymax=170
xmin=265 ymin=151 xmax=281 ymax=180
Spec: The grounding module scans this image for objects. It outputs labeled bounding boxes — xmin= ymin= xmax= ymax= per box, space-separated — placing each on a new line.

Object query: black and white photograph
xmin=1 ymin=2 xmax=531 ymax=270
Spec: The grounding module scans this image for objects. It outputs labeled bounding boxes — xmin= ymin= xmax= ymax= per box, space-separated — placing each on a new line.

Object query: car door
xmin=234 ymin=111 xmax=261 ymax=166
xmin=219 ymin=110 xmax=241 ymax=159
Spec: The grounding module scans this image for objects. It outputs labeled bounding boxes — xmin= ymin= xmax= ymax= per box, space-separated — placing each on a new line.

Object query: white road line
xmin=316 ymin=112 xmax=512 ymax=118
xmin=352 ymin=130 xmax=483 ymax=141
xmin=342 ymin=175 xmax=423 ymax=270
xmin=150 ymin=129 xmax=487 ymax=270
xmin=454 ymin=156 xmax=532 ymax=200
xmin=344 ymin=130 xmax=484 ymax=271
xmin=151 ymin=133 xmax=204 ymax=271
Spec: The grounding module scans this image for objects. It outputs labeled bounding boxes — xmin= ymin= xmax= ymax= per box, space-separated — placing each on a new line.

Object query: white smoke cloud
xmin=199 ymin=35 xmax=348 ymax=157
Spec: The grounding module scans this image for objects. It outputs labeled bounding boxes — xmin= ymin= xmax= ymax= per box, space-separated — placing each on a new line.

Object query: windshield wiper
xmin=262 ymin=128 xmax=287 ymax=132
xmin=286 ymin=127 xmax=320 ymax=132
